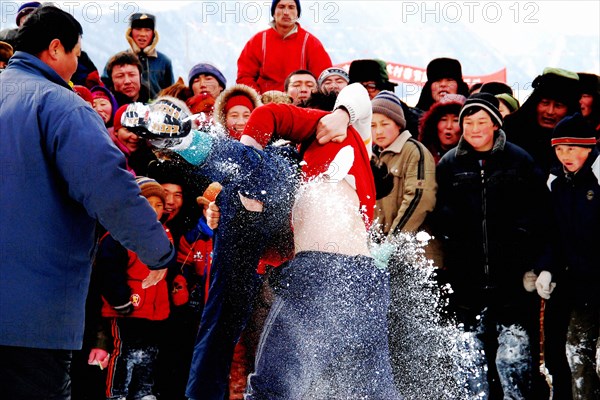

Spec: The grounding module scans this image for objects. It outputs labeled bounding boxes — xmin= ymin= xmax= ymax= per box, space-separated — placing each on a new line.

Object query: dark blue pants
xmin=246 ymin=251 xmax=402 ymax=400
xmin=185 ymin=140 xmax=299 ymax=400
xmin=0 ymin=345 xmax=72 ymax=400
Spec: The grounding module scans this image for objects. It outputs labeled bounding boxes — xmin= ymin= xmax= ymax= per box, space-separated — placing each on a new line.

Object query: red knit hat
xmin=92 ymin=89 xmax=111 ymax=102
xmin=225 ymin=95 xmax=255 ymax=114
xmin=73 ymin=85 xmax=93 ymax=105
xmin=113 ymin=104 xmax=129 ymax=132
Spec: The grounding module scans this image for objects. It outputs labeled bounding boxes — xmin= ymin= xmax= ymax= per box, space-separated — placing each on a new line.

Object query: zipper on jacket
xmin=481 ymin=167 xmax=491 ymax=288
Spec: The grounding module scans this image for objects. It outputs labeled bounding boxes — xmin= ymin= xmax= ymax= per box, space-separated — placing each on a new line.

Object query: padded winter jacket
xmin=0 ymin=52 xmax=174 ymax=350
xmin=433 ymin=130 xmax=550 ymax=309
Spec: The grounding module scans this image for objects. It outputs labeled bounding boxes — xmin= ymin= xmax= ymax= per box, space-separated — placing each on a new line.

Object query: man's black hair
xmin=15 ymin=5 xmax=82 ymax=55
xmin=284 ymin=69 xmax=316 ymax=92
xmin=106 ymin=51 xmax=143 ymax=78
xmin=298 ymin=91 xmax=337 ymax=112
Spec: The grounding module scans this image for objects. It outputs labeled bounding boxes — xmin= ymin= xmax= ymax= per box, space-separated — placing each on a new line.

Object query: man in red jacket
xmin=236 ymin=0 xmax=332 ymax=93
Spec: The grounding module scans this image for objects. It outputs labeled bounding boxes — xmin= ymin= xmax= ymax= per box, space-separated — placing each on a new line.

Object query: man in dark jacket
xmin=0 ymin=7 xmax=174 ymax=399
xmin=102 ymin=12 xmax=173 ymax=99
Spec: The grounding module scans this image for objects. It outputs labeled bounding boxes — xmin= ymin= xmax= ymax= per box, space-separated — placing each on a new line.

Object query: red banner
xmin=334 ymin=61 xmax=506 ymax=86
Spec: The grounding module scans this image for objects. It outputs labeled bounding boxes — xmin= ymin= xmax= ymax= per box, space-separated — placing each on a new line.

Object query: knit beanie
xmin=73 ymin=85 xmax=93 ymax=104
xmin=496 ymin=93 xmax=520 ymax=113
xmin=92 ymin=88 xmax=110 ymax=102
xmin=225 ymin=95 xmax=255 ymax=113
xmin=459 ymin=92 xmax=503 ymax=127
xmin=271 ymin=0 xmax=301 ymax=17
xmin=129 ymin=12 xmax=155 ymax=30
xmin=113 ymin=104 xmax=128 ymax=132
xmin=16 ymin=1 xmax=41 ymax=26
xmin=371 ymin=90 xmax=406 ymax=130
xmin=551 ymin=113 xmax=597 ymax=147
xmin=188 ymin=63 xmax=227 ymax=90
xmin=531 ymin=67 xmax=580 ymax=107
xmin=426 ymin=57 xmax=463 ymax=83
xmin=136 ymin=176 xmax=166 ymax=204
xmin=318 ymin=67 xmax=349 ymax=87
xmin=0 ymin=41 xmax=13 ymax=63
xmin=91 ymin=86 xmax=119 ymax=125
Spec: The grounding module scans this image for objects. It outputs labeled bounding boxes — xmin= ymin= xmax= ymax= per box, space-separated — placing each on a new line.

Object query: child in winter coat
xmin=432 ymin=93 xmax=550 ymax=399
xmin=97 ymin=176 xmax=173 ymax=400
xmin=370 ymin=90 xmax=437 ymax=236
xmin=534 ymin=113 xmax=600 ymax=400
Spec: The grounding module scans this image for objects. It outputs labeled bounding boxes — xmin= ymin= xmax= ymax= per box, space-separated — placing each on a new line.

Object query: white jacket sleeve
xmin=334 ymin=83 xmax=373 ymax=157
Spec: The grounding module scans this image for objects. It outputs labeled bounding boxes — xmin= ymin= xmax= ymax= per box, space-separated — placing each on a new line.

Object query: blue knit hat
xmin=271 ymin=0 xmax=301 ymax=17
xmin=188 ymin=63 xmax=227 ymax=90
xmin=16 ymin=1 xmax=41 ymax=26
xmin=551 ymin=113 xmax=597 ymax=148
xmin=371 ymin=90 xmax=406 ymax=130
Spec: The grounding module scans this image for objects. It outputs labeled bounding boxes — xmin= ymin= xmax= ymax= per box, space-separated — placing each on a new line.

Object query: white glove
xmin=523 ymin=270 xmax=538 ymax=292
xmin=535 ymin=271 xmax=556 ymax=299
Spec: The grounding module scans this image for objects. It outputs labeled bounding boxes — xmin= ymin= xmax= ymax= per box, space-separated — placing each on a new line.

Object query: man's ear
xmin=47 ymin=38 xmax=62 ymax=60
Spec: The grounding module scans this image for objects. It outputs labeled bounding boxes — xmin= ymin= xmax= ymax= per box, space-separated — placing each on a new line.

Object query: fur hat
xmin=479 ymin=81 xmax=514 ymax=96
xmin=318 ymin=67 xmax=349 ymax=87
xmin=371 ymin=90 xmax=406 ymax=130
xmin=531 ymin=67 xmax=580 ymax=107
xmin=261 ymin=90 xmax=293 ymax=105
xmin=459 ymin=92 xmax=503 ymax=127
xmin=426 ymin=57 xmax=463 ymax=83
xmin=136 ymin=176 xmax=166 ymax=204
xmin=349 ymin=59 xmax=397 ymax=89
xmin=551 ymin=113 xmax=596 ymax=147
xmin=214 ymin=84 xmax=262 ymax=127
xmin=418 ymin=94 xmax=466 ymax=138
xmin=578 ymin=72 xmax=600 ymax=96
xmin=271 ymin=0 xmax=301 ymax=17
xmin=416 ymin=58 xmax=470 ymax=111
xmin=129 ymin=13 xmax=155 ymax=30
xmin=16 ymin=2 xmax=41 ymax=26
xmin=188 ymin=63 xmax=226 ymax=90
xmin=0 ymin=41 xmax=13 ymax=63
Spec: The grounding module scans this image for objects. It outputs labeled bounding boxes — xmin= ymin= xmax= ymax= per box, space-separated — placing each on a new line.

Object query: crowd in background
xmin=1 ymin=1 xmax=599 ymax=400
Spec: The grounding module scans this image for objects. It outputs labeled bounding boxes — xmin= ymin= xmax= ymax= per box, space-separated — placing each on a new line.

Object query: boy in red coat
xmin=97 ymin=177 xmax=173 ymax=400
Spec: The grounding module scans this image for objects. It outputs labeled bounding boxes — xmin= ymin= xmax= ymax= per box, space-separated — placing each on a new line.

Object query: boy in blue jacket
xmin=535 ymin=113 xmax=600 ymax=399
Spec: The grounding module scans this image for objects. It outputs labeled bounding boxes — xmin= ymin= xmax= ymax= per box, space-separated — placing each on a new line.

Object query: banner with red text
xmin=334 ymin=61 xmax=506 ymax=86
